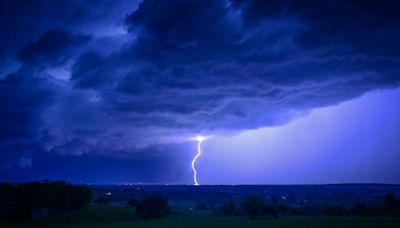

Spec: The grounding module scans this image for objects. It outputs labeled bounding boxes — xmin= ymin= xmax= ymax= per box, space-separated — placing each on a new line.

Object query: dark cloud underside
xmin=1 ymin=0 xmax=400 ymax=181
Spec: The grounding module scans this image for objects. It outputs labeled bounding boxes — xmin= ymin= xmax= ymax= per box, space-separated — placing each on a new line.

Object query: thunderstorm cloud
xmin=1 ymin=0 xmax=400 ymax=181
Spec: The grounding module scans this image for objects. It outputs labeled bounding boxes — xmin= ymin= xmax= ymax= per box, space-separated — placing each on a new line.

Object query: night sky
xmin=1 ymin=0 xmax=400 ymax=184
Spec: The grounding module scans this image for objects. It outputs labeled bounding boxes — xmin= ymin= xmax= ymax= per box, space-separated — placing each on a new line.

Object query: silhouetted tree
xmin=263 ymin=205 xmax=279 ymax=218
xmin=242 ymin=195 xmax=265 ymax=219
xmin=322 ymin=205 xmax=346 ymax=216
xmin=0 ymin=181 xmax=91 ymax=221
xmin=271 ymin=196 xmax=279 ymax=207
xmin=219 ymin=201 xmax=236 ymax=216
xmin=195 ymin=202 xmax=208 ymax=210
xmin=0 ymin=182 xmax=13 ymax=205
xmin=12 ymin=181 xmax=91 ymax=209
xmin=136 ymin=195 xmax=170 ymax=220
xmin=351 ymin=203 xmax=370 ymax=216
xmin=384 ymin=193 xmax=397 ymax=210
xmin=397 ymin=199 xmax=400 ymax=216
xmin=69 ymin=185 xmax=92 ymax=209
xmin=383 ymin=193 xmax=400 ymax=216
xmin=127 ymin=198 xmax=139 ymax=207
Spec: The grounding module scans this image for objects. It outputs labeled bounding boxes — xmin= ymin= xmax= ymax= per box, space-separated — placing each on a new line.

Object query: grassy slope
xmin=2 ymin=204 xmax=400 ymax=228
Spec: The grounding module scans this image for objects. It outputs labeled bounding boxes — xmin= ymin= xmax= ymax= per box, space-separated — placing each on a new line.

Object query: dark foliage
xmin=263 ymin=205 xmax=279 ymax=218
xmin=216 ymin=201 xmax=237 ymax=216
xmin=0 ymin=181 xmax=91 ymax=221
xmin=384 ymin=193 xmax=397 ymax=210
xmin=12 ymin=181 xmax=91 ymax=210
xmin=322 ymin=205 xmax=346 ymax=216
xmin=242 ymin=195 xmax=265 ymax=219
xmin=382 ymin=193 xmax=400 ymax=216
xmin=127 ymin=198 xmax=139 ymax=207
xmin=136 ymin=195 xmax=170 ymax=220
xmin=279 ymin=193 xmax=400 ymax=217
xmin=350 ymin=203 xmax=371 ymax=216
xmin=0 ymin=183 xmax=13 ymax=204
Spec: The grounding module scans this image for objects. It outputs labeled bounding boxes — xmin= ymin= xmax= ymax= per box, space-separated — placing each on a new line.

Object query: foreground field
xmin=2 ymin=204 xmax=400 ymax=228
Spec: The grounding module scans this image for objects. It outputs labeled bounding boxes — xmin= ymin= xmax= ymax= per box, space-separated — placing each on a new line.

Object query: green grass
xmin=37 ymin=204 xmax=136 ymax=227
xmin=1 ymin=205 xmax=400 ymax=228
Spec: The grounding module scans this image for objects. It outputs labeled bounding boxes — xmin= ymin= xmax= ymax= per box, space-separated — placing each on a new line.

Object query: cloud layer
xmin=1 ymin=0 xmax=400 ymax=179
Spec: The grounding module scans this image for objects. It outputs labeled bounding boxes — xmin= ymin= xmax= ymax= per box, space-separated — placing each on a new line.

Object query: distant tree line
xmin=0 ymin=181 xmax=92 ymax=221
xmin=212 ymin=195 xmax=279 ymax=218
xmin=290 ymin=193 xmax=400 ymax=217
xmin=210 ymin=193 xmax=400 ymax=219
xmin=93 ymin=194 xmax=171 ymax=220
xmin=121 ymin=192 xmax=400 ymax=221
xmin=125 ymin=195 xmax=170 ymax=220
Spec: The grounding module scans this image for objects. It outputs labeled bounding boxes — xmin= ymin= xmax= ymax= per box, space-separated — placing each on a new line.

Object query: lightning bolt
xmin=191 ymin=135 xmax=206 ymax=186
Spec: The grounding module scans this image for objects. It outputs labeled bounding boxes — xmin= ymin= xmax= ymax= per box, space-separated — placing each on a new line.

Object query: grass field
xmin=2 ymin=204 xmax=400 ymax=228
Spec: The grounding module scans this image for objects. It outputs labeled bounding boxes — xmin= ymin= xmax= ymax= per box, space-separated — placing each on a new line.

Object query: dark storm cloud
xmin=0 ymin=0 xmax=141 ymax=176
xmin=0 ymin=69 xmax=54 ymax=142
xmin=103 ymin=0 xmax=400 ymax=132
xmin=26 ymin=0 xmax=400 ymax=143
xmin=0 ymin=0 xmax=97 ymax=59
xmin=17 ymin=29 xmax=91 ymax=67
xmin=0 ymin=0 xmax=136 ymax=78
xmin=0 ymin=68 xmax=55 ymax=176
xmin=1 ymin=0 xmax=400 ymax=181
xmin=71 ymin=51 xmax=110 ymax=88
xmin=1 ymin=142 xmax=194 ymax=183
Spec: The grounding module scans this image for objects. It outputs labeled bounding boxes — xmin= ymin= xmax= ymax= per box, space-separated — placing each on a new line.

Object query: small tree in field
xmin=219 ymin=201 xmax=236 ymax=216
xmin=242 ymin=195 xmax=265 ymax=219
xmin=127 ymin=198 xmax=139 ymax=207
xmin=195 ymin=202 xmax=208 ymax=210
xmin=136 ymin=195 xmax=170 ymax=220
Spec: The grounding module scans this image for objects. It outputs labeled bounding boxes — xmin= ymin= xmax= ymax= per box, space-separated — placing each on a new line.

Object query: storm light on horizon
xmin=1 ymin=0 xmax=400 ymax=185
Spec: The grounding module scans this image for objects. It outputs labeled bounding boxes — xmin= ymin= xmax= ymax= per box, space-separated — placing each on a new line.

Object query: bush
xmin=263 ymin=205 xmax=279 ymax=218
xmin=322 ymin=205 xmax=346 ymax=216
xmin=127 ymin=198 xmax=139 ymax=207
xmin=242 ymin=195 xmax=265 ymax=219
xmin=69 ymin=185 xmax=92 ymax=209
xmin=136 ymin=195 xmax=170 ymax=220
xmin=351 ymin=203 xmax=371 ymax=216
xmin=195 ymin=202 xmax=209 ymax=210
xmin=219 ymin=201 xmax=236 ymax=216
xmin=384 ymin=193 xmax=397 ymax=210
xmin=382 ymin=193 xmax=400 ymax=216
